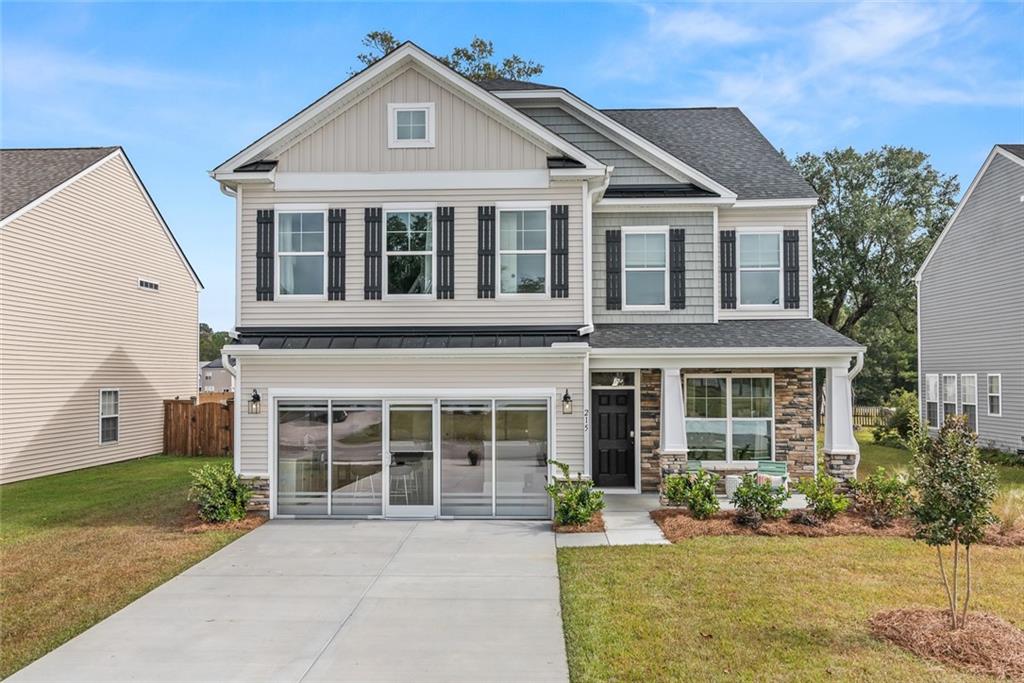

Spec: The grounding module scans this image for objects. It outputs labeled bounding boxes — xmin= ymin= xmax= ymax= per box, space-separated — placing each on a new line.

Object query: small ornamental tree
xmin=908 ymin=415 xmax=997 ymax=630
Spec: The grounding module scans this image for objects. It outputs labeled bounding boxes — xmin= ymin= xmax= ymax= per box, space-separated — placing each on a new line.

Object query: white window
xmin=387 ymin=103 xmax=435 ymax=148
xmin=737 ymin=231 xmax=782 ymax=307
xmin=385 ymin=208 xmax=434 ymax=296
xmin=960 ymin=374 xmax=978 ymax=432
xmin=925 ymin=374 xmax=939 ymax=427
xmin=987 ymin=374 xmax=1002 ymax=416
xmin=498 ymin=207 xmax=548 ymax=295
xmin=685 ymin=375 xmax=774 ymax=462
xmin=623 ymin=227 xmax=668 ymax=309
xmin=99 ymin=389 xmax=119 ymax=444
xmin=277 ymin=210 xmax=325 ymax=297
xmin=137 ymin=278 xmax=159 ymax=292
xmin=942 ymin=374 xmax=958 ymax=423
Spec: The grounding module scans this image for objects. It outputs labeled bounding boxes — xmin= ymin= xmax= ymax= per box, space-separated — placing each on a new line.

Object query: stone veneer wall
xmin=639 ymin=370 xmax=662 ymax=492
xmin=242 ymin=476 xmax=270 ymax=515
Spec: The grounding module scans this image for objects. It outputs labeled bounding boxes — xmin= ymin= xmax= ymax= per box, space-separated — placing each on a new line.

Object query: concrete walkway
xmin=555 ymin=493 xmax=669 ymax=548
xmin=11 ymin=520 xmax=568 ymax=683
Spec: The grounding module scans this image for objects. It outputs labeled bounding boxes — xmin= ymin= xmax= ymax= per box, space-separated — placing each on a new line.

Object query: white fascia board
xmin=732 ymin=198 xmax=819 ymax=209
xmin=589 ymin=346 xmax=864 ymax=370
xmin=210 ymin=170 xmax=275 ymax=184
xmin=273 ymin=169 xmax=550 ymax=192
xmin=2 ymin=148 xmax=120 ymax=228
xmin=596 ymin=197 xmax=733 ymax=212
xmin=224 ymin=345 xmax=591 ymax=360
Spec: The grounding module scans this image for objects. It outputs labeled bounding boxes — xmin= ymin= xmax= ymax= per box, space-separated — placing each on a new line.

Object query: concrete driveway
xmin=11 ymin=520 xmax=568 ymax=683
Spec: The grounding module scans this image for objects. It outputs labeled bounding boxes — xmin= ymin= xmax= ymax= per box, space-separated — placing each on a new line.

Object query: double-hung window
xmin=960 ymin=374 xmax=977 ymax=431
xmin=925 ymin=374 xmax=939 ymax=426
xmin=987 ymin=374 xmax=1002 ymax=416
xmin=685 ymin=375 xmax=773 ymax=462
xmin=942 ymin=374 xmax=958 ymax=422
xmin=387 ymin=103 xmax=434 ymax=148
xmin=278 ymin=210 xmax=325 ymax=297
xmin=386 ymin=209 xmax=434 ymax=296
xmin=737 ymin=231 xmax=782 ymax=307
xmin=99 ymin=389 xmax=119 ymax=444
xmin=623 ymin=228 xmax=668 ymax=309
xmin=498 ymin=207 xmax=548 ymax=295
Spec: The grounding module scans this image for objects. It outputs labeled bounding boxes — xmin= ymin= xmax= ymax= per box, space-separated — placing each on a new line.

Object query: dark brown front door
xmin=592 ymin=389 xmax=634 ymax=488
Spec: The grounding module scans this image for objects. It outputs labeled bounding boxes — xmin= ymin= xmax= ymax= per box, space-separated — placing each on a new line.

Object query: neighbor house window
xmin=498 ymin=208 xmax=547 ymax=295
xmin=737 ymin=231 xmax=782 ymax=306
xmin=987 ymin=374 xmax=1002 ymax=416
xmin=99 ymin=389 xmax=119 ymax=444
xmin=278 ymin=211 xmax=325 ymax=296
xmin=960 ymin=374 xmax=977 ymax=431
xmin=685 ymin=375 xmax=773 ymax=462
xmin=942 ymin=374 xmax=957 ymax=423
xmin=386 ymin=209 xmax=434 ymax=296
xmin=623 ymin=228 xmax=668 ymax=309
xmin=387 ymin=103 xmax=435 ymax=148
xmin=925 ymin=374 xmax=939 ymax=426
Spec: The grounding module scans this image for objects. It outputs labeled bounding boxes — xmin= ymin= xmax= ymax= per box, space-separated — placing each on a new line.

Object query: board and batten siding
xmin=239 ymin=184 xmax=586 ymax=327
xmin=717 ymin=206 xmax=811 ymax=319
xmin=277 ymin=66 xmax=550 ymax=173
xmin=0 ymin=155 xmax=199 ymax=484
xmin=919 ymin=152 xmax=1024 ymax=453
xmin=593 ymin=211 xmax=715 ymax=323
xmin=237 ymin=354 xmax=586 ymax=476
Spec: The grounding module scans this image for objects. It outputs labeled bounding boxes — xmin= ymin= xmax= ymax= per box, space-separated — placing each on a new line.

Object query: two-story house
xmin=213 ymin=43 xmax=864 ymax=519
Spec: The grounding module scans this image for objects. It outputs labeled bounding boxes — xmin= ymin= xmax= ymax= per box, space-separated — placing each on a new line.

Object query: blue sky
xmin=3 ymin=2 xmax=1022 ymax=330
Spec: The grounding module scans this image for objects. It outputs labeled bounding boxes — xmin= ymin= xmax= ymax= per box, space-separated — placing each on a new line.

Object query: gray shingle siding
xmin=918 ymin=151 xmax=1024 ymax=453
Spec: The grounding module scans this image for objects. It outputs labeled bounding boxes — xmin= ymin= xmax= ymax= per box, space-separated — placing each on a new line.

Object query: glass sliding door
xmin=440 ymin=401 xmax=493 ymax=517
xmin=495 ymin=399 xmax=550 ymax=518
xmin=387 ymin=403 xmax=435 ymax=516
xmin=331 ymin=402 xmax=384 ymax=516
xmin=277 ymin=401 xmax=329 ymax=515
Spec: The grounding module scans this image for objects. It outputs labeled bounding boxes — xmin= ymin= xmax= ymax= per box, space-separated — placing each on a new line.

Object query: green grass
xmin=0 ymin=455 xmax=252 ymax=678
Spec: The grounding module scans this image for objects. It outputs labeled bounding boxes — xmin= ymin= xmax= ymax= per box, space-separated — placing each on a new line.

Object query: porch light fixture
xmin=562 ymin=389 xmax=573 ymax=415
xmin=247 ymin=389 xmax=261 ymax=415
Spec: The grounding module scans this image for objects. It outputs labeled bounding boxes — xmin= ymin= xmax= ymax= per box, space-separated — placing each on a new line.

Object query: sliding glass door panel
xmin=331 ymin=402 xmax=384 ymax=516
xmin=277 ymin=402 xmax=329 ymax=515
xmin=440 ymin=401 xmax=493 ymax=517
xmin=495 ymin=399 xmax=550 ymax=518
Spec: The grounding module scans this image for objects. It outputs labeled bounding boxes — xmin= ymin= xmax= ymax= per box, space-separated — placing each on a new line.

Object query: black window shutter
xmin=328 ymin=209 xmax=346 ymax=301
xmin=364 ymin=208 xmax=382 ymax=300
xmin=477 ymin=206 xmax=495 ymax=298
xmin=605 ymin=229 xmax=622 ymax=310
xmin=437 ymin=207 xmax=455 ymax=300
xmin=550 ymin=204 xmax=569 ymax=298
xmin=669 ymin=228 xmax=686 ymax=310
xmin=783 ymin=229 xmax=800 ymax=309
xmin=720 ymin=230 xmax=736 ymax=309
xmin=256 ymin=209 xmax=274 ymax=301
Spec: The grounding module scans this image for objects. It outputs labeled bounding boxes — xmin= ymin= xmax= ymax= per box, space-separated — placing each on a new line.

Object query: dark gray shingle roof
xmin=589 ymin=320 xmax=862 ymax=349
xmin=477 ymin=77 xmax=558 ymax=91
xmin=601 ymin=108 xmax=817 ymax=200
xmin=1 ymin=147 xmax=118 ymax=219
xmin=998 ymin=144 xmax=1024 ymax=161
xmin=236 ymin=326 xmax=581 ymax=350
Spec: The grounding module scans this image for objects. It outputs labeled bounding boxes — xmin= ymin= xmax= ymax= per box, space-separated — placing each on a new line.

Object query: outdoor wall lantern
xmin=247 ymin=389 xmax=262 ymax=415
xmin=562 ymin=389 xmax=573 ymax=415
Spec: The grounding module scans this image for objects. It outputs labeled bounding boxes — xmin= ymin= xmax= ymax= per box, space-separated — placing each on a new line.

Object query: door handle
xmin=629 ymin=430 xmax=635 ymax=438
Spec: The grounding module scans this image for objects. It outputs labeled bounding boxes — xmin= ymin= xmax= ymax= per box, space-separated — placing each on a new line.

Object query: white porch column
xmin=660 ymin=367 xmax=688 ymax=455
xmin=823 ymin=364 xmax=860 ymax=481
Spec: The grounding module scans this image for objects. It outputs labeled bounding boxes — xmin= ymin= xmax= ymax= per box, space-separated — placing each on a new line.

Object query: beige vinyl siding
xmin=239 ymin=184 xmax=586 ymax=327
xmin=0 ymin=155 xmax=199 ymax=484
xmin=278 ymin=66 xmax=550 ymax=173
xmin=237 ymin=354 xmax=585 ymax=476
xmin=718 ymin=206 xmax=811 ymax=319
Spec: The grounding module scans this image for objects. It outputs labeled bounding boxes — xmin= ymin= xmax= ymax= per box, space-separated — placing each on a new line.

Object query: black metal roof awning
xmin=235 ymin=326 xmax=584 ymax=351
xmin=602 ymin=183 xmax=718 ymax=199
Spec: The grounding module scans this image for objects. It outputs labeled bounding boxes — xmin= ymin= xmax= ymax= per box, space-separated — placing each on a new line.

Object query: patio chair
xmin=756 ymin=461 xmax=789 ymax=491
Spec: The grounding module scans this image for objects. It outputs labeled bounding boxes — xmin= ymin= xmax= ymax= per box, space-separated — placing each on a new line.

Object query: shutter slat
xmin=720 ymin=230 xmax=736 ymax=309
xmin=783 ymin=229 xmax=800 ymax=309
xmin=364 ymin=208 xmax=382 ymax=300
xmin=256 ymin=209 xmax=274 ymax=301
xmin=550 ymin=204 xmax=569 ymax=298
xmin=669 ymin=228 xmax=686 ymax=309
xmin=477 ymin=206 xmax=495 ymax=298
xmin=606 ymin=229 xmax=622 ymax=310
xmin=328 ymin=209 xmax=346 ymax=301
xmin=437 ymin=207 xmax=455 ymax=300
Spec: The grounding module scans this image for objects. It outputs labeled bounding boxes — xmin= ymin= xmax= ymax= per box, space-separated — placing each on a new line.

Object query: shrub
xmin=730 ymin=474 xmax=787 ymax=528
xmin=663 ymin=470 xmax=720 ymax=519
xmin=546 ymin=460 xmax=605 ymax=526
xmin=992 ymin=490 xmax=1024 ymax=535
xmin=796 ymin=472 xmax=850 ymax=522
xmin=872 ymin=389 xmax=921 ymax=448
xmin=188 ymin=461 xmax=252 ymax=522
xmin=848 ymin=466 xmax=912 ymax=528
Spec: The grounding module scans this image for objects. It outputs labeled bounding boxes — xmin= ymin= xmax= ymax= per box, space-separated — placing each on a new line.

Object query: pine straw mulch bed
xmin=553 ymin=511 xmax=605 ymax=534
xmin=182 ymin=510 xmax=267 ymax=534
xmin=870 ymin=608 xmax=1024 ymax=679
xmin=650 ymin=508 xmax=1024 ymax=547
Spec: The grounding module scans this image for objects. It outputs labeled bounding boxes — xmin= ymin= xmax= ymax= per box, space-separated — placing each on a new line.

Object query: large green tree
xmin=354 ymin=31 xmax=543 ymax=81
xmin=199 ymin=323 xmax=232 ymax=363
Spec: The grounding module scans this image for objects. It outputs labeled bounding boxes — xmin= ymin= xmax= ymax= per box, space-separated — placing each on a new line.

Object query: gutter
xmin=849 ymin=350 xmax=865 ymax=380
xmin=578 ymin=167 xmax=613 ymax=337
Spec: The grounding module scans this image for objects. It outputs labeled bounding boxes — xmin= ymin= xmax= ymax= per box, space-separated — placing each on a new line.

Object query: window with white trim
xmin=386 ymin=209 xmax=434 ymax=296
xmin=685 ymin=375 xmax=774 ymax=462
xmin=925 ymin=374 xmax=939 ymax=426
xmin=942 ymin=374 xmax=957 ymax=422
xmin=960 ymin=374 xmax=977 ymax=431
xmin=737 ymin=231 xmax=782 ymax=307
xmin=987 ymin=374 xmax=1002 ymax=416
xmin=387 ymin=103 xmax=435 ymax=148
xmin=278 ymin=211 xmax=325 ymax=296
xmin=623 ymin=228 xmax=668 ymax=309
xmin=99 ymin=389 xmax=119 ymax=444
xmin=498 ymin=208 xmax=547 ymax=295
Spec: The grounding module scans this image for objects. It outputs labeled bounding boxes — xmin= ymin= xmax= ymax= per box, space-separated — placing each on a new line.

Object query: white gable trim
xmin=212 ymin=43 xmax=605 ymax=178
xmin=495 ymin=89 xmax=737 ymax=200
xmin=916 ymin=145 xmax=1024 ymax=282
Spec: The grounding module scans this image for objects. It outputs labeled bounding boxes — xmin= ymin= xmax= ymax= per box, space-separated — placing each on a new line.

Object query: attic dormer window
xmin=388 ymin=103 xmax=435 ymax=149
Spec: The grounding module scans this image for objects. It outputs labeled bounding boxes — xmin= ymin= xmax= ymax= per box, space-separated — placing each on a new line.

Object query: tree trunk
xmin=937 ymin=546 xmax=956 ymax=629
xmin=951 ymin=539 xmax=960 ymax=629
xmin=961 ymin=544 xmax=972 ymax=628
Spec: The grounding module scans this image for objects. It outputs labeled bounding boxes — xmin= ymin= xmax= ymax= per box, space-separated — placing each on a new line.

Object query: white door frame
xmin=384 ymin=399 xmax=440 ymax=518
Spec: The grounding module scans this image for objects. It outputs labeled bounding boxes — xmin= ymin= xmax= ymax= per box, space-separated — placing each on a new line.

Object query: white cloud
xmin=647 ymin=6 xmax=759 ymax=46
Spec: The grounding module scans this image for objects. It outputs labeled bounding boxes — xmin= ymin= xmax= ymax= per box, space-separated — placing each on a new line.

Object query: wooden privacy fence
xmin=853 ymin=405 xmax=889 ymax=428
xmin=164 ymin=399 xmax=233 ymax=456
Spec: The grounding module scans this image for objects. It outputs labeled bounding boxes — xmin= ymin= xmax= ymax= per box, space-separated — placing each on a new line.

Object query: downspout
xmin=577 ymin=167 xmax=613 ymax=336
xmin=849 ymin=350 xmax=865 ymax=380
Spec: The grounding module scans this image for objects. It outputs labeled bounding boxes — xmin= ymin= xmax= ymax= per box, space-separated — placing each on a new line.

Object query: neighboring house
xmin=213 ymin=43 xmax=863 ymax=519
xmin=0 ymin=147 xmax=202 ymax=484
xmin=917 ymin=144 xmax=1024 ymax=455
xmin=200 ymin=357 xmax=235 ymax=392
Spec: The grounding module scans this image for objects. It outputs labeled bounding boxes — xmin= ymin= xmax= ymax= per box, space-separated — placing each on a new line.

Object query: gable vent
xmin=138 ymin=278 xmax=160 ymax=292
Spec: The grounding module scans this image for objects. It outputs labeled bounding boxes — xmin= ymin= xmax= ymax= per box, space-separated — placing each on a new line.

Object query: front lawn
xmin=0 ymin=455 xmax=253 ymax=678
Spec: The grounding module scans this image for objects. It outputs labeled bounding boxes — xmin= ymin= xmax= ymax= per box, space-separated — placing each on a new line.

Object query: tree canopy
xmin=199 ymin=323 xmax=232 ymax=363
xmin=354 ymin=31 xmax=543 ymax=81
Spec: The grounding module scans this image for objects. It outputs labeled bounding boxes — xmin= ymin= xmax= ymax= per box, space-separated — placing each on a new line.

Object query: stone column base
xmin=658 ymin=450 xmax=688 ymax=506
xmin=824 ymin=452 xmax=858 ymax=482
xmin=242 ymin=476 xmax=270 ymax=515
